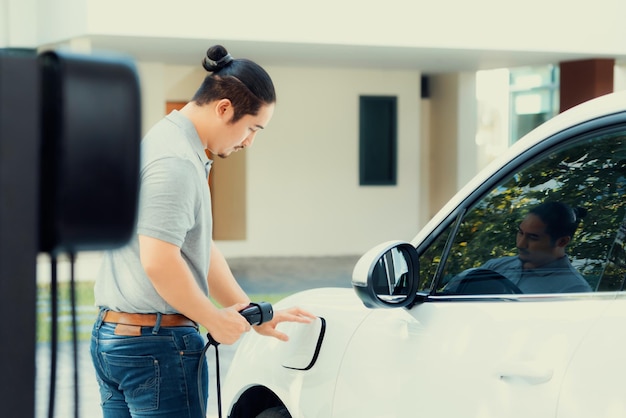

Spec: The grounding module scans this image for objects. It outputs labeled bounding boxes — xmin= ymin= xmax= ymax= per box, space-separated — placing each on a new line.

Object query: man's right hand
xmin=204 ymin=302 xmax=252 ymax=345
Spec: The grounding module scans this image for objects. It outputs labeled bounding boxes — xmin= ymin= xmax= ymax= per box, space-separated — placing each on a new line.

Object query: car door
xmin=334 ymin=297 xmax=610 ymax=417
xmin=557 ymin=295 xmax=626 ymax=418
xmin=334 ymin=116 xmax=626 ymax=417
xmin=557 ymin=212 xmax=626 ymax=418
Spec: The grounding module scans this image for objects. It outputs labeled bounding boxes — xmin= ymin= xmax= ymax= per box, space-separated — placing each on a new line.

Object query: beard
xmin=217 ymin=146 xmax=244 ymax=159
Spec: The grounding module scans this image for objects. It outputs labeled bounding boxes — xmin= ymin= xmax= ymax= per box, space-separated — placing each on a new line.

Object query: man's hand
xmin=254 ymin=306 xmax=317 ymax=341
xmin=205 ymin=303 xmax=252 ymax=345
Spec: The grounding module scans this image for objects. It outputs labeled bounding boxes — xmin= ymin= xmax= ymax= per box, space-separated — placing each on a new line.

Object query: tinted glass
xmin=419 ymin=125 xmax=626 ymax=295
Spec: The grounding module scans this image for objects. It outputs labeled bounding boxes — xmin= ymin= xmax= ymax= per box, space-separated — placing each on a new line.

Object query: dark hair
xmin=528 ymin=201 xmax=588 ymax=242
xmin=192 ymin=45 xmax=276 ymax=123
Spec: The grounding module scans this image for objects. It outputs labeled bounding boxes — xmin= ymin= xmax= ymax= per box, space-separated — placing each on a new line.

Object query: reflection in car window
xmin=420 ymin=126 xmax=626 ymax=295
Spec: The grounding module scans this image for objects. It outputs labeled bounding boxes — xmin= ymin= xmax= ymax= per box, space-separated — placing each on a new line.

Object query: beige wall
xmin=138 ymin=64 xmax=424 ymax=257
xmin=428 ymin=74 xmax=458 ymax=215
xmin=236 ymin=66 xmax=424 ymax=257
xmin=425 ymin=73 xmax=479 ymax=219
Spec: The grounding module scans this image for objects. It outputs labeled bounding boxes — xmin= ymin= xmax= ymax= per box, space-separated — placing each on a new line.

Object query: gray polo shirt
xmin=95 ymin=111 xmax=213 ymax=313
xmin=481 ymin=255 xmax=592 ymax=293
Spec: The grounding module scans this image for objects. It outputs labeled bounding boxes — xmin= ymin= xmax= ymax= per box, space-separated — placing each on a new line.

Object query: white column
xmin=456 ymin=72 xmax=478 ymax=189
xmin=428 ymin=72 xmax=478 ymax=214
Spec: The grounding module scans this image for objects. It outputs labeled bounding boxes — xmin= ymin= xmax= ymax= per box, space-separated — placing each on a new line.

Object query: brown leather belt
xmin=103 ymin=311 xmax=196 ymax=328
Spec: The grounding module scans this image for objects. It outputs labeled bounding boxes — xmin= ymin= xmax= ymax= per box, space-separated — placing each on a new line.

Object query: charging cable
xmin=199 ymin=302 xmax=274 ymax=418
xmin=47 ymin=255 xmax=58 ymax=418
xmin=46 ymin=252 xmax=79 ymax=418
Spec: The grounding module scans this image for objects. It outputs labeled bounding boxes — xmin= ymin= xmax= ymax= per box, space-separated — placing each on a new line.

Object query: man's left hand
xmin=254 ymin=306 xmax=317 ymax=341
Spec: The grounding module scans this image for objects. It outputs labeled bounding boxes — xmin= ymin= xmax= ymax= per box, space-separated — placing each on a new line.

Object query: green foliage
xmin=37 ymin=281 xmax=97 ymax=343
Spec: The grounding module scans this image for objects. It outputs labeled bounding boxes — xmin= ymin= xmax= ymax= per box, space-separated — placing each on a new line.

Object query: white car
xmin=223 ymin=90 xmax=626 ymax=418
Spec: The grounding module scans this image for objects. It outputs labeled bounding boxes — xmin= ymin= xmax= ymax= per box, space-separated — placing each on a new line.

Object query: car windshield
xmin=419 ymin=125 xmax=626 ymax=295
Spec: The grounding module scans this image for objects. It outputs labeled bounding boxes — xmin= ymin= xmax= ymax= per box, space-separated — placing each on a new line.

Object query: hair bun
xmin=202 ymin=45 xmax=234 ymax=72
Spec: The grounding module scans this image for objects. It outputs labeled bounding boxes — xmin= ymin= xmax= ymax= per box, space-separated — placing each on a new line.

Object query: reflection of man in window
xmin=481 ymin=201 xmax=592 ymax=293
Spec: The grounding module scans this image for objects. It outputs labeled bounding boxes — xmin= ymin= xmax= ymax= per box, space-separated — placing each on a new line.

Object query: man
xmin=90 ymin=45 xmax=315 ymax=417
xmin=480 ymin=201 xmax=593 ymax=293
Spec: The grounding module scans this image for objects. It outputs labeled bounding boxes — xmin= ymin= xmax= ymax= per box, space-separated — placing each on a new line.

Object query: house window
xmin=509 ymin=65 xmax=560 ymax=143
xmin=359 ymin=96 xmax=397 ymax=185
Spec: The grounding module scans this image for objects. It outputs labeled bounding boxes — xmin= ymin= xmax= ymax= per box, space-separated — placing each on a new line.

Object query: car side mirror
xmin=352 ymin=241 xmax=420 ymax=308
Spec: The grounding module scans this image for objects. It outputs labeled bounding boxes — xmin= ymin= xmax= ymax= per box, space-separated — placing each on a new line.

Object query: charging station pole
xmin=1 ymin=47 xmax=140 ymax=418
xmin=0 ymin=49 xmax=40 ymax=418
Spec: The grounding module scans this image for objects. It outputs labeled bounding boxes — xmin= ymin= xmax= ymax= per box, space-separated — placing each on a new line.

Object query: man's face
xmin=212 ymin=103 xmax=275 ymax=159
xmin=516 ymin=213 xmax=567 ymax=269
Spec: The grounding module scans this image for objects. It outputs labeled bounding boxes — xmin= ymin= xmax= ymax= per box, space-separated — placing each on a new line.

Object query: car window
xmin=419 ymin=125 xmax=626 ymax=295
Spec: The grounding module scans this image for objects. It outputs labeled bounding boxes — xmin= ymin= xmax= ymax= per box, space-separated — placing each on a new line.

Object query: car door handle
xmin=496 ymin=361 xmax=554 ymax=385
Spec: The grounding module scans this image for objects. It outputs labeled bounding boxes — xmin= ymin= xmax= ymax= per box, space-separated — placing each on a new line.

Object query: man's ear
xmin=216 ymin=99 xmax=232 ymax=117
xmin=557 ymin=236 xmax=572 ymax=248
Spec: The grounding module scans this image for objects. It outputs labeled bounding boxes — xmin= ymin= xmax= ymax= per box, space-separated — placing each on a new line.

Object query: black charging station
xmin=0 ymin=48 xmax=141 ymax=418
xmin=39 ymin=50 xmax=141 ymax=254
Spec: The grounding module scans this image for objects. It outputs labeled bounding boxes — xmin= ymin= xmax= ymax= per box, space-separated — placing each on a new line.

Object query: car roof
xmin=414 ymin=89 xmax=626 ymax=246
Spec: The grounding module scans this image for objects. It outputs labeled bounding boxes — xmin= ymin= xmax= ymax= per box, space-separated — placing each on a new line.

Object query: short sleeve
xmin=137 ymin=157 xmax=200 ymax=247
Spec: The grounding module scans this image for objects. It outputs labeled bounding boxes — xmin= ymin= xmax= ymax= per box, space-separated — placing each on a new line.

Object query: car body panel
xmin=223 ymin=288 xmax=372 ymax=417
xmin=334 ymin=296 xmax=612 ymax=417
xmin=557 ymin=294 xmax=626 ymax=418
xmin=224 ymin=90 xmax=626 ymax=417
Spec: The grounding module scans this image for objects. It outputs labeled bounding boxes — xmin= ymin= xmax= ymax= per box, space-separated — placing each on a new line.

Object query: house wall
xmin=4 ymin=0 xmax=626 ymax=259
xmin=143 ymin=64 xmax=424 ymax=256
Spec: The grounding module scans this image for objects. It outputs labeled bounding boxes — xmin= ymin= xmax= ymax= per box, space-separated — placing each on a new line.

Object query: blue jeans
xmin=90 ymin=310 xmax=209 ymax=418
